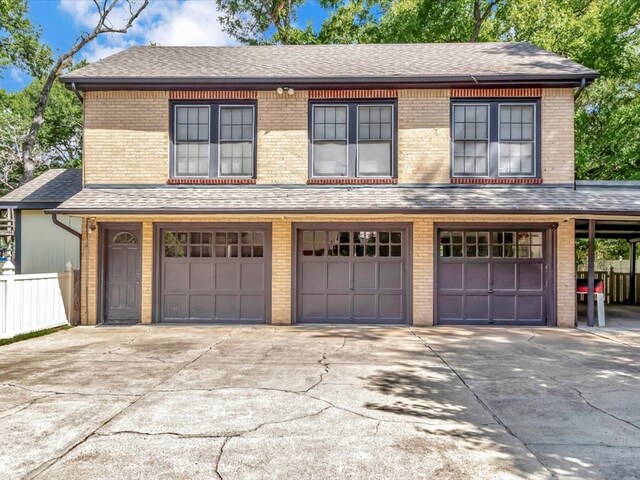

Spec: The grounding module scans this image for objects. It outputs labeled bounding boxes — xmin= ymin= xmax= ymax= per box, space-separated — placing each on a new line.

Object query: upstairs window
xmin=172 ymin=102 xmax=256 ymax=178
xmin=310 ymin=101 xmax=396 ymax=178
xmin=451 ymin=100 xmax=539 ymax=178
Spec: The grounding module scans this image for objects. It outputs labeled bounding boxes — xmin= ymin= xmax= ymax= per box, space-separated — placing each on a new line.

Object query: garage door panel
xmin=518 ymin=296 xmax=544 ymax=320
xmin=379 ymin=263 xmax=403 ymax=289
xmin=439 ymin=263 xmax=463 ymax=290
xmin=302 ymin=294 xmax=326 ymax=319
xmin=465 ymin=295 xmax=489 ymax=320
xmin=465 ymin=263 xmax=490 ymax=290
xmin=518 ymin=264 xmax=544 ymax=291
xmin=438 ymin=295 xmax=463 ymax=321
xmin=297 ymin=227 xmax=408 ymax=324
xmin=492 ymin=296 xmax=516 ymax=320
xmin=379 ymin=294 xmax=403 ymax=319
xmin=160 ymin=227 xmax=268 ymax=323
xmin=240 ymin=295 xmax=264 ymax=320
xmin=190 ymin=295 xmax=213 ymax=319
xmin=215 ymin=295 xmax=239 ymax=320
xmin=327 ymin=294 xmax=350 ymax=318
xmin=163 ymin=294 xmax=187 ymax=320
xmin=327 ymin=263 xmax=350 ymax=290
xmin=493 ymin=263 xmax=516 ymax=291
xmin=190 ymin=264 xmax=213 ymax=290
xmin=240 ymin=263 xmax=264 ymax=290
xmin=354 ymin=263 xmax=376 ymax=289
xmin=165 ymin=263 xmax=189 ymax=291
xmin=302 ymin=263 xmax=327 ymax=290
xmin=215 ymin=263 xmax=239 ymax=290
xmin=353 ymin=294 xmax=377 ymax=318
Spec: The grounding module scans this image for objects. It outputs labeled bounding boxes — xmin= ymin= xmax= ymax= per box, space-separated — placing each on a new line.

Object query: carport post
xmin=587 ymin=219 xmax=596 ymax=327
xmin=630 ymin=241 xmax=637 ymax=304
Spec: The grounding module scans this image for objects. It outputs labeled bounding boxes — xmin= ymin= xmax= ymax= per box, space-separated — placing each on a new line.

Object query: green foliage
xmin=215 ymin=0 xmax=311 ymax=44
xmin=0 ymin=0 xmax=51 ymax=77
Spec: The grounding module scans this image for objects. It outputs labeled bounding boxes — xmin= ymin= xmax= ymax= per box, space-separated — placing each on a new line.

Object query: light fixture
xmin=276 ymin=86 xmax=295 ymax=96
xmin=88 ymin=217 xmax=97 ymax=232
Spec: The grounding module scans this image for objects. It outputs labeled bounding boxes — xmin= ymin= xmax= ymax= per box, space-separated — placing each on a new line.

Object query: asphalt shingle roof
xmin=50 ymin=184 xmax=640 ymax=217
xmin=0 ymin=169 xmax=82 ymax=207
xmin=60 ymin=43 xmax=597 ymax=85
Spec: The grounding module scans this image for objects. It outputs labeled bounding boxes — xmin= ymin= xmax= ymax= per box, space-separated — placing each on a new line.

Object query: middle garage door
xmin=159 ymin=226 xmax=269 ymax=323
xmin=297 ymin=227 xmax=409 ymax=324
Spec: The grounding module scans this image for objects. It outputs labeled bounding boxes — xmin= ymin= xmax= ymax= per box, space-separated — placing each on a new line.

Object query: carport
xmin=576 ymin=218 xmax=640 ymax=326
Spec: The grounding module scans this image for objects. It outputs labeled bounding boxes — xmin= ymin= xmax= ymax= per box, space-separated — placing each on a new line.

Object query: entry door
xmin=104 ymin=227 xmax=141 ymax=323
xmin=437 ymin=229 xmax=548 ymax=325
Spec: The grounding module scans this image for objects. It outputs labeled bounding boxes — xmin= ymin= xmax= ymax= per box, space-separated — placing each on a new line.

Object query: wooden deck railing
xmin=576 ymin=270 xmax=640 ymax=304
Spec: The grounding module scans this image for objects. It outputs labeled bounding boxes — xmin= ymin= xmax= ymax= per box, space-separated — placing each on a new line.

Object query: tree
xmin=216 ymin=0 xmax=314 ymax=44
xmin=19 ymin=0 xmax=149 ymax=185
xmin=0 ymin=0 xmax=51 ymax=78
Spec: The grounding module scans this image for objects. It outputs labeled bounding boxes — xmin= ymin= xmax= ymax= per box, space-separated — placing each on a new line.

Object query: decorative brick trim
xmin=451 ymin=177 xmax=543 ymax=185
xmin=397 ymin=89 xmax=450 ymax=98
xmin=169 ymin=91 xmax=258 ymax=100
xmin=307 ymin=178 xmax=398 ymax=185
xmin=167 ymin=178 xmax=257 ymax=185
xmin=451 ymin=88 xmax=542 ymax=98
xmin=309 ymin=89 xmax=398 ymax=99
xmin=86 ymin=91 xmax=169 ymax=100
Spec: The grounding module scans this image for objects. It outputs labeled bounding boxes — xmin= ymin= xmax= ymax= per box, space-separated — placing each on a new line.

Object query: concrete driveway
xmin=1 ymin=325 xmax=639 ymax=480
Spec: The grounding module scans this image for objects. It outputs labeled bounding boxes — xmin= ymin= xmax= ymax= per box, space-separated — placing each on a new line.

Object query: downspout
xmin=573 ymin=78 xmax=587 ymax=191
xmin=51 ymin=213 xmax=82 ymax=239
xmin=70 ymin=82 xmax=83 ymax=104
xmin=574 ymin=77 xmax=587 ymax=102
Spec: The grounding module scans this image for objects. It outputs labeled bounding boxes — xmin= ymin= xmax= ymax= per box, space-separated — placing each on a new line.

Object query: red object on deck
xmin=576 ymin=279 xmax=604 ymax=294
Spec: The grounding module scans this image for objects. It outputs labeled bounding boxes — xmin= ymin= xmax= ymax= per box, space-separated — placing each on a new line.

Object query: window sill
xmin=167 ymin=178 xmax=257 ymax=185
xmin=451 ymin=177 xmax=542 ymax=185
xmin=307 ymin=178 xmax=398 ymax=185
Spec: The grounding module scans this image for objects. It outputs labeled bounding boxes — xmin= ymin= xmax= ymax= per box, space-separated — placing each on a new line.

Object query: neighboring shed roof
xmin=0 ymin=169 xmax=82 ymax=208
xmin=50 ymin=184 xmax=640 ymax=217
xmin=60 ymin=42 xmax=597 ymax=89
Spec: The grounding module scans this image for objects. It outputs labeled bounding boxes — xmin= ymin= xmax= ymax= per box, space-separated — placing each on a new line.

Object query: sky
xmin=2 ymin=0 xmax=328 ymax=92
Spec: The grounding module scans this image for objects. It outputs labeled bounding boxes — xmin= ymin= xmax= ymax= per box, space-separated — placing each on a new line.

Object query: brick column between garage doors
xmin=271 ymin=219 xmax=292 ymax=324
xmin=140 ymin=221 xmax=154 ymax=324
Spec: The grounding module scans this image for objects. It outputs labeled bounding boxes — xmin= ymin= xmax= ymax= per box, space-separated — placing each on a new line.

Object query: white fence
xmin=0 ymin=261 xmax=76 ymax=339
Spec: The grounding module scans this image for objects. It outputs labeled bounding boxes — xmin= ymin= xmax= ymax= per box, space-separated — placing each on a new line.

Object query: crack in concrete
xmin=0 ymin=383 xmax=142 ymax=398
xmin=549 ymin=377 xmax=640 ymax=432
xmin=526 ymin=442 xmax=640 ymax=448
xmin=215 ymin=437 xmax=229 ymax=480
xmin=25 ymin=331 xmax=240 ymax=479
xmin=526 ymin=329 xmax=573 ymax=360
xmin=409 ymin=327 xmax=559 ymax=480
xmin=577 ymin=328 xmax=640 ymax=348
xmin=304 ymin=336 xmax=348 ymax=394
xmin=0 ymin=393 xmax=55 ymax=420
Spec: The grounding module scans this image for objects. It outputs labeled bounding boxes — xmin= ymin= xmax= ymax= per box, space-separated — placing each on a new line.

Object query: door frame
xmin=98 ymin=222 xmax=143 ymax=324
xmin=433 ymin=222 xmax=557 ymax=326
xmin=291 ymin=222 xmax=413 ymax=325
xmin=153 ymin=222 xmax=272 ymax=324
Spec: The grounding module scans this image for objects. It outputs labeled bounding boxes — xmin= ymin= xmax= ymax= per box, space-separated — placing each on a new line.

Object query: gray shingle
xmin=60 ymin=43 xmax=597 ymax=85
xmin=0 ymin=169 xmax=82 ymax=206
xmin=51 ymin=184 xmax=640 ymax=216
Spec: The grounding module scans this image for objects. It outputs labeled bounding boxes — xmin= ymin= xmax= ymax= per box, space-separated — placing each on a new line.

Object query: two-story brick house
xmin=15 ymin=42 xmax=634 ymax=327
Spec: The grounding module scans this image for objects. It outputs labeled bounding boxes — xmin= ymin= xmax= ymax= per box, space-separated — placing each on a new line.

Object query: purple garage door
xmin=160 ymin=227 xmax=269 ymax=322
xmin=297 ymin=228 xmax=408 ymax=324
xmin=437 ymin=229 xmax=548 ymax=325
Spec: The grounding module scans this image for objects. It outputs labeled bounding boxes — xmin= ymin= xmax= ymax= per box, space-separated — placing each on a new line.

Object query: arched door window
xmin=112 ymin=231 xmax=138 ymax=245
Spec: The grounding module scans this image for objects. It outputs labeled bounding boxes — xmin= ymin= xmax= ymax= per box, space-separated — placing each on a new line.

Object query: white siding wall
xmin=20 ymin=210 xmax=81 ymax=274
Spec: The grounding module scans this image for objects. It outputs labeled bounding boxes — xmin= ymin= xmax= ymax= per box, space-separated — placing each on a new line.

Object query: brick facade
xmin=82 ymin=87 xmax=575 ymax=186
xmin=80 ymin=214 xmax=576 ymax=327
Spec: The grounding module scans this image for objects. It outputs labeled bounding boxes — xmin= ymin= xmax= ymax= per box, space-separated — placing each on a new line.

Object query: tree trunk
xmin=20 ymin=63 xmax=61 ymax=185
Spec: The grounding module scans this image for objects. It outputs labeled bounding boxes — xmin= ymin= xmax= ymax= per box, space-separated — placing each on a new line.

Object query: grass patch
xmin=0 ymin=325 xmax=72 ymax=347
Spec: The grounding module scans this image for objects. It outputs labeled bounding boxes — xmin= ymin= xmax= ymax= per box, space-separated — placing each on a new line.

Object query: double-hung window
xmin=172 ymin=102 xmax=256 ymax=178
xmin=310 ymin=101 xmax=395 ymax=178
xmin=452 ymin=100 xmax=539 ymax=178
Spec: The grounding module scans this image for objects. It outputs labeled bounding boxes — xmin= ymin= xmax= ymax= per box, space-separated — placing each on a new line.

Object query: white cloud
xmin=58 ymin=0 xmax=234 ymax=63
